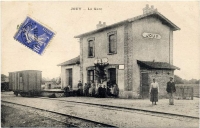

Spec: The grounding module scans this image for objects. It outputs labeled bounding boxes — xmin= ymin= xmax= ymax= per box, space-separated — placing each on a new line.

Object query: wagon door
xmin=9 ymin=73 xmax=13 ymax=90
xmin=36 ymin=71 xmax=42 ymax=91
xmin=13 ymin=72 xmax=18 ymax=91
xmin=19 ymin=73 xmax=23 ymax=91
xmin=23 ymin=72 xmax=28 ymax=92
xmin=28 ymin=71 xmax=35 ymax=91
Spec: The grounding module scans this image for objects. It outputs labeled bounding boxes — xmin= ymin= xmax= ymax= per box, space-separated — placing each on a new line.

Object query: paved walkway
xmin=55 ymin=96 xmax=199 ymax=118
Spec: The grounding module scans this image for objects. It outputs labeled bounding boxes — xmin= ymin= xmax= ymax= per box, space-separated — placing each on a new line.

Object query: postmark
xmin=14 ymin=16 xmax=55 ymax=55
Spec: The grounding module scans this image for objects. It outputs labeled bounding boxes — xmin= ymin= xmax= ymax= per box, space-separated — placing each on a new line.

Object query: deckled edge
xmin=13 ymin=15 xmax=56 ymax=56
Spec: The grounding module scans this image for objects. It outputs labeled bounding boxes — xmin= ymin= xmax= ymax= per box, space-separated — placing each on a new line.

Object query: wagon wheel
xmin=20 ymin=93 xmax=26 ymax=97
xmin=27 ymin=92 xmax=32 ymax=97
xmin=15 ymin=92 xmax=18 ymax=96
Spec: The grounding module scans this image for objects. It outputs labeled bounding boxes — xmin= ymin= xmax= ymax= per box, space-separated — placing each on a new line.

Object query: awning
xmin=86 ymin=66 xmax=95 ymax=70
xmin=137 ymin=60 xmax=180 ymax=70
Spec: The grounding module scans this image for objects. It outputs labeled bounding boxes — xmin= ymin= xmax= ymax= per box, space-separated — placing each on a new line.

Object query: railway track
xmin=2 ymin=94 xmax=199 ymax=127
xmin=2 ymin=100 xmax=116 ymax=127
xmin=39 ymin=97 xmax=199 ymax=121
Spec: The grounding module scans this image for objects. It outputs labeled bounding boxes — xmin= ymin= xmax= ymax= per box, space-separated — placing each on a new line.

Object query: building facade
xmin=60 ymin=5 xmax=180 ymax=98
xmin=58 ymin=56 xmax=80 ymax=89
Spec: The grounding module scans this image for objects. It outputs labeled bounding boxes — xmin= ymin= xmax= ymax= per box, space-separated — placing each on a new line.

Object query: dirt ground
xmin=1 ymin=105 xmax=69 ymax=127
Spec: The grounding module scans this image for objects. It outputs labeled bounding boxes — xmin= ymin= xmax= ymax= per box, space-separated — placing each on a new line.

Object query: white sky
xmin=1 ymin=1 xmax=200 ymax=80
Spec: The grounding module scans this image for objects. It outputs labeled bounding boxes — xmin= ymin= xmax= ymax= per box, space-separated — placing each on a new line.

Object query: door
xmin=141 ymin=73 xmax=149 ymax=98
xmin=108 ymin=68 xmax=116 ymax=85
xmin=68 ymin=69 xmax=72 ymax=87
xmin=48 ymin=84 xmax=51 ymax=89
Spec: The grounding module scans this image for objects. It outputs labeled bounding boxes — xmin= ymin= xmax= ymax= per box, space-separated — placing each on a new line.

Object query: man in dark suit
xmin=166 ymin=77 xmax=176 ymax=105
xmin=98 ymin=84 xmax=103 ymax=98
xmin=77 ymin=80 xmax=83 ymax=96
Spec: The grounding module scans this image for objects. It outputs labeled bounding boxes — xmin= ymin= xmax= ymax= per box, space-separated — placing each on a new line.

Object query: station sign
xmin=119 ymin=65 xmax=124 ymax=70
xmin=142 ymin=32 xmax=161 ymax=39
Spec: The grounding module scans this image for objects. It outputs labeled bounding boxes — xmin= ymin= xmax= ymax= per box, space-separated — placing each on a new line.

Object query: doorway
xmin=66 ymin=69 xmax=73 ymax=88
xmin=141 ymin=73 xmax=149 ymax=98
xmin=108 ymin=68 xmax=116 ymax=85
xmin=48 ymin=84 xmax=51 ymax=89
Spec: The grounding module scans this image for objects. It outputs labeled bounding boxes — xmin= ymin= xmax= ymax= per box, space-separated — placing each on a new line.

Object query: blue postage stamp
xmin=14 ymin=16 xmax=55 ymax=55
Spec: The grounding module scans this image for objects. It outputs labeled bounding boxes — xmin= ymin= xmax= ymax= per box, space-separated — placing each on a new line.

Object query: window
xmin=88 ymin=37 xmax=95 ymax=57
xmin=87 ymin=70 xmax=94 ymax=83
xmin=108 ymin=31 xmax=117 ymax=54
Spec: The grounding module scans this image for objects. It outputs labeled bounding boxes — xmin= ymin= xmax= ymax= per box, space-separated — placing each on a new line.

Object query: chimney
xmin=103 ymin=22 xmax=106 ymax=27
xmin=143 ymin=4 xmax=157 ymax=14
xmin=96 ymin=21 xmax=106 ymax=29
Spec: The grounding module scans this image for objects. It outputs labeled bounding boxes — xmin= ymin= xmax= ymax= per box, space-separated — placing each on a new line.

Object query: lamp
xmin=94 ymin=58 xmax=109 ymax=66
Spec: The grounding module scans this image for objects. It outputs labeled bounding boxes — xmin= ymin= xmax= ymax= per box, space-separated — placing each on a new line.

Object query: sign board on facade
xmin=119 ymin=65 xmax=124 ymax=70
xmin=102 ymin=57 xmax=108 ymax=63
xmin=142 ymin=32 xmax=161 ymax=39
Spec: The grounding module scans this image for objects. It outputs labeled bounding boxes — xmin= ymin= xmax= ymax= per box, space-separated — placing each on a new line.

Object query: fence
xmin=175 ymin=84 xmax=199 ymax=100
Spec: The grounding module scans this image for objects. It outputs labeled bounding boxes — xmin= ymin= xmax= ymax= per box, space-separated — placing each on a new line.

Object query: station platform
xmin=1 ymin=91 xmax=199 ymax=118
xmin=53 ymin=96 xmax=199 ymax=118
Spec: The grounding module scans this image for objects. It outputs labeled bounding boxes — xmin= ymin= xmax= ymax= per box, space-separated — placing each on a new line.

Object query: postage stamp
xmin=14 ymin=16 xmax=55 ymax=55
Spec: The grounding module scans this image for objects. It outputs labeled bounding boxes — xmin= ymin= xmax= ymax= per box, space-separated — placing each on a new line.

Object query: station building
xmin=58 ymin=56 xmax=80 ymax=89
xmin=58 ymin=5 xmax=180 ymax=98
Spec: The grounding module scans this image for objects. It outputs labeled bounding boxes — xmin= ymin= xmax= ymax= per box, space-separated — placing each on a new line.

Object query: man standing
xmin=64 ymin=85 xmax=70 ymax=97
xmin=77 ymin=80 xmax=83 ymax=96
xmin=166 ymin=77 xmax=176 ymax=105
xmin=84 ymin=83 xmax=89 ymax=96
xmin=113 ymin=84 xmax=119 ymax=98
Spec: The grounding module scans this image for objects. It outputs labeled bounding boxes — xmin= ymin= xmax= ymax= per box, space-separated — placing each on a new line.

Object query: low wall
xmin=41 ymin=89 xmax=64 ymax=98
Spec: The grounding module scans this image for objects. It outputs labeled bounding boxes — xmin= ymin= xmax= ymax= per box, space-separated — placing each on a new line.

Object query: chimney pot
xmin=97 ymin=21 xmax=106 ymax=29
xmin=143 ymin=4 xmax=157 ymax=14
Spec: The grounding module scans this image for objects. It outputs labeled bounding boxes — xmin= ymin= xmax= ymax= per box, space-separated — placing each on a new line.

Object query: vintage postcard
xmin=1 ymin=1 xmax=200 ymax=127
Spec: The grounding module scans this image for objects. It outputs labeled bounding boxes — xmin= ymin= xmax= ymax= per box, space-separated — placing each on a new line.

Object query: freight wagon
xmin=9 ymin=70 xmax=42 ymax=97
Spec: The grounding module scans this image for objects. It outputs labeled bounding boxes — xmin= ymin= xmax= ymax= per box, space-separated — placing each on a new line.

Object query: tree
xmin=1 ymin=74 xmax=7 ymax=82
xmin=174 ymin=75 xmax=184 ymax=84
xmin=57 ymin=77 xmax=61 ymax=85
xmin=195 ymin=80 xmax=200 ymax=84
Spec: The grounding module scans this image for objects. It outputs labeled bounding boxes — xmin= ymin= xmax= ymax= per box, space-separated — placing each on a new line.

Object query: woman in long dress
xmin=149 ymin=78 xmax=159 ymax=105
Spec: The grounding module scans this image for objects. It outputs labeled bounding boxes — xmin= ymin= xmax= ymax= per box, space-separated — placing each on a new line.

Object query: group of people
xmin=149 ymin=77 xmax=176 ymax=105
xmin=76 ymin=80 xmax=119 ymax=98
xmin=65 ymin=77 xmax=176 ymax=105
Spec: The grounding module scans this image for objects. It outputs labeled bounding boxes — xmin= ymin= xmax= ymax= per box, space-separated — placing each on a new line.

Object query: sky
xmin=1 ymin=1 xmax=200 ymax=80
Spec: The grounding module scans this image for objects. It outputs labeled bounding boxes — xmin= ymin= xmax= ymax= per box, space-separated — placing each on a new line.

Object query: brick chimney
xmin=96 ymin=21 xmax=106 ymax=29
xmin=143 ymin=4 xmax=157 ymax=14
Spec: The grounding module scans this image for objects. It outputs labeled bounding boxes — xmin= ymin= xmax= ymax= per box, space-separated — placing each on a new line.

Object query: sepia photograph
xmin=1 ymin=1 xmax=200 ymax=127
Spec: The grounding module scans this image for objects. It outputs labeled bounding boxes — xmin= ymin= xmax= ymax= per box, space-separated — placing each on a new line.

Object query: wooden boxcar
xmin=9 ymin=70 xmax=42 ymax=97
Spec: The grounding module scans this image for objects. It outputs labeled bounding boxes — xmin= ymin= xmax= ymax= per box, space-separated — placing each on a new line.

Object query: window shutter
xmin=87 ymin=70 xmax=90 ymax=83
xmin=114 ymin=35 xmax=117 ymax=53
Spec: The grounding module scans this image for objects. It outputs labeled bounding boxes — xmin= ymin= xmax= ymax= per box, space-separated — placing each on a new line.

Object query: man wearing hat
xmin=166 ymin=77 xmax=176 ymax=105
xmin=77 ymin=80 xmax=83 ymax=96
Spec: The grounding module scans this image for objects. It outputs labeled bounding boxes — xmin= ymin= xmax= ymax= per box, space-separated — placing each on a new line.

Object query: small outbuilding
xmin=57 ymin=56 xmax=80 ymax=89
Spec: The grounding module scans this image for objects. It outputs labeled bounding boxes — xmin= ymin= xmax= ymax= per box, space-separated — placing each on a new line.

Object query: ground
xmin=1 ymin=91 xmax=199 ymax=127
xmin=1 ymin=105 xmax=67 ymax=127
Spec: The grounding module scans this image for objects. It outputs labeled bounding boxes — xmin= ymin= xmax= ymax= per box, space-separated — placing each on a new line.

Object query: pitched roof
xmin=74 ymin=11 xmax=180 ymax=38
xmin=137 ymin=60 xmax=180 ymax=70
xmin=57 ymin=56 xmax=80 ymax=66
